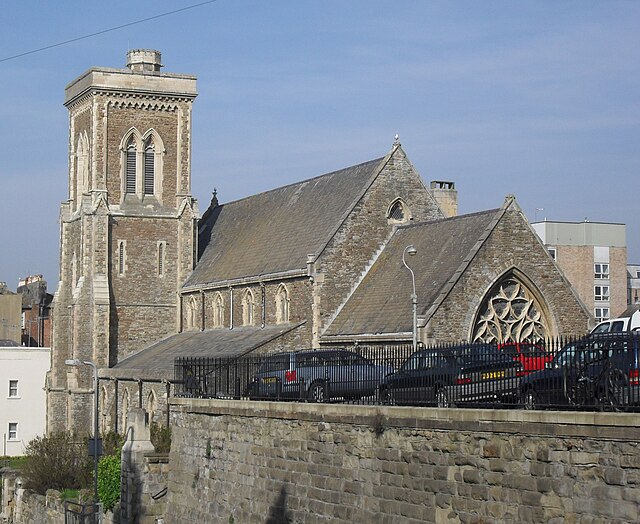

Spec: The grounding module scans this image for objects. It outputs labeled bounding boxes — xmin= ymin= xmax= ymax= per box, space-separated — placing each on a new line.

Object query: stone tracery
xmin=472 ymin=274 xmax=549 ymax=343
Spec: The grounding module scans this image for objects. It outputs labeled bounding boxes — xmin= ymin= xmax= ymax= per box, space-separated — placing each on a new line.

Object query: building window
xmin=387 ymin=199 xmax=410 ymax=224
xmin=144 ymin=138 xmax=155 ymax=195
xmin=212 ymin=293 xmax=225 ymax=328
xmin=241 ymin=289 xmax=255 ymax=326
xmin=547 ymin=247 xmax=557 ymax=260
xmin=118 ymin=241 xmax=126 ymax=276
xmin=594 ymin=263 xmax=609 ymax=279
xmin=8 ymin=380 xmax=18 ymax=398
xmin=8 ymin=423 xmax=17 ymax=441
xmin=472 ymin=272 xmax=549 ymax=343
xmin=594 ymin=285 xmax=610 ymax=301
xmin=275 ymin=284 xmax=290 ymax=324
xmin=595 ymin=307 xmax=610 ymax=322
xmin=186 ymin=296 xmax=198 ymax=330
xmin=125 ymin=138 xmax=137 ymax=194
xmin=157 ymin=242 xmax=166 ymax=276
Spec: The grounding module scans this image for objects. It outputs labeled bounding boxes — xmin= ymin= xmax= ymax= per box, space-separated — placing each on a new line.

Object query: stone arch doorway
xmin=471 ymin=269 xmax=552 ymax=343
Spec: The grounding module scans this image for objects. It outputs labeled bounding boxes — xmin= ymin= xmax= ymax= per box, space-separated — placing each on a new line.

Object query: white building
xmin=0 ymin=345 xmax=50 ymax=455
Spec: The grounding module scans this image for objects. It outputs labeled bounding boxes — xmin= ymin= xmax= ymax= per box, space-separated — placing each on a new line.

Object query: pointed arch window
xmin=125 ymin=137 xmax=137 ymax=194
xmin=75 ymin=133 xmax=89 ymax=206
xmin=186 ymin=296 xmax=198 ymax=330
xmin=117 ymin=240 xmax=126 ymax=276
xmin=387 ymin=198 xmax=410 ymax=224
xmin=146 ymin=390 xmax=158 ymax=424
xmin=242 ymin=289 xmax=255 ymax=326
xmin=213 ymin=293 xmax=225 ymax=328
xmin=472 ymin=272 xmax=550 ymax=343
xmin=157 ymin=241 xmax=166 ymax=277
xmin=144 ymin=138 xmax=155 ymax=195
xmin=121 ymin=388 xmax=130 ymax=433
xmin=275 ymin=284 xmax=290 ymax=324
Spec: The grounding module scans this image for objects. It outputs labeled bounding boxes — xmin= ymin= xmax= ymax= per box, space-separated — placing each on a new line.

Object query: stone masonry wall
xmin=428 ymin=203 xmax=591 ymax=342
xmin=317 ymin=147 xmax=443 ymax=341
xmin=166 ymin=398 xmax=640 ymax=523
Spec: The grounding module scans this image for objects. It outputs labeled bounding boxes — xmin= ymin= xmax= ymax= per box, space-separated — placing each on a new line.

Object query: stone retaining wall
xmin=167 ymin=399 xmax=640 ymax=523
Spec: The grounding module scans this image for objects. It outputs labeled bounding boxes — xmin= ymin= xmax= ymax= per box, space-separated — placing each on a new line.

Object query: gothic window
xmin=144 ymin=138 xmax=155 ymax=195
xmin=387 ymin=198 xmax=410 ymax=224
xmin=120 ymin=129 xmax=163 ymax=200
xmin=125 ymin=136 xmax=137 ymax=194
xmin=121 ymin=388 xmax=130 ymax=433
xmin=472 ymin=272 xmax=549 ymax=343
xmin=100 ymin=386 xmax=110 ymax=433
xmin=241 ymin=289 xmax=255 ymax=326
xmin=186 ymin=296 xmax=198 ymax=330
xmin=146 ymin=390 xmax=158 ymax=424
xmin=275 ymin=284 xmax=290 ymax=324
xmin=212 ymin=292 xmax=225 ymax=328
xmin=75 ymin=133 xmax=89 ymax=205
xmin=157 ymin=241 xmax=166 ymax=276
xmin=117 ymin=241 xmax=126 ymax=276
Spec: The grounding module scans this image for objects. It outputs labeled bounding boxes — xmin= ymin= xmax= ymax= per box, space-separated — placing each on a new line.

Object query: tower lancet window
xmin=125 ymin=138 xmax=137 ymax=194
xmin=144 ymin=139 xmax=155 ymax=195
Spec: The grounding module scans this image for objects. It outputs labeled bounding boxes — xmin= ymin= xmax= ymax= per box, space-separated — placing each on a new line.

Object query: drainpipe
xmin=260 ymin=282 xmax=266 ymax=328
xmin=200 ymin=290 xmax=205 ymax=331
xmin=229 ymin=286 xmax=234 ymax=330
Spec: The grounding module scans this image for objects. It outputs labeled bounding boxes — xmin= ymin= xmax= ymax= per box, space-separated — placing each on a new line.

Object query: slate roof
xmin=323 ymin=209 xmax=499 ymax=338
xmin=103 ymin=323 xmax=304 ymax=380
xmin=185 ymin=156 xmax=387 ymax=287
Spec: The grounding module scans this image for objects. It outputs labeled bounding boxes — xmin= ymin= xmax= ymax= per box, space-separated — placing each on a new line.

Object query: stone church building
xmin=47 ymin=51 xmax=590 ymax=433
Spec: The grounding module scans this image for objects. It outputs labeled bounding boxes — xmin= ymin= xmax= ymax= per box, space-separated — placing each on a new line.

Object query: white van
xmin=591 ymin=308 xmax=640 ymax=334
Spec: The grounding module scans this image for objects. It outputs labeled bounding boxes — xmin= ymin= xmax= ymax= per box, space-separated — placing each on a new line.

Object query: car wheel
xmin=604 ymin=369 xmax=627 ymax=411
xmin=523 ymin=389 xmax=538 ymax=410
xmin=436 ymin=388 xmax=450 ymax=408
xmin=308 ymin=381 xmax=326 ymax=403
xmin=380 ymin=388 xmax=396 ymax=406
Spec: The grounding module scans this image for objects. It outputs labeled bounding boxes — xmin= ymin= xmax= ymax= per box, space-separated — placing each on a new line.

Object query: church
xmin=46 ymin=50 xmax=590 ymax=433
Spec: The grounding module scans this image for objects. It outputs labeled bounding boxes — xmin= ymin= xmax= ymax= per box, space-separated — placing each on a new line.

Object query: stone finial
xmin=393 ymin=134 xmax=400 ymax=147
xmin=127 ymin=49 xmax=163 ymax=73
xmin=210 ymin=188 xmax=219 ymax=208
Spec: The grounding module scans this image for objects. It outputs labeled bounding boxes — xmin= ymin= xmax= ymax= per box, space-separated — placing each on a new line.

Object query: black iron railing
xmin=174 ymin=333 xmax=640 ymax=412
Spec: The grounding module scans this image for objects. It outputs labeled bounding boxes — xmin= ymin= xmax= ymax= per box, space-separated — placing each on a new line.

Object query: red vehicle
xmin=497 ymin=342 xmax=552 ymax=375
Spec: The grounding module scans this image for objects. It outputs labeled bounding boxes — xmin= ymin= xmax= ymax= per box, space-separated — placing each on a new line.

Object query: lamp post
xmin=402 ymin=245 xmax=418 ymax=352
xmin=65 ymin=358 xmax=99 ymax=504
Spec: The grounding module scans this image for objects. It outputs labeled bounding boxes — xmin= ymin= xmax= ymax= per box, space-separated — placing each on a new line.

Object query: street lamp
xmin=65 ymin=358 xmax=99 ymax=504
xmin=402 ymin=245 xmax=418 ymax=352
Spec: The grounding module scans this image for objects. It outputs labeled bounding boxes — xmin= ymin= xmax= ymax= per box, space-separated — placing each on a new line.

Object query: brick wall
xmin=166 ymin=398 xmax=640 ymax=523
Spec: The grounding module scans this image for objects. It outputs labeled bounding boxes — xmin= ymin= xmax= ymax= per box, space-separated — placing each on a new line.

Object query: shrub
xmin=21 ymin=433 xmax=92 ymax=494
xmin=98 ymin=454 xmax=121 ymax=511
xmin=101 ymin=431 xmax=125 ymax=457
xmin=150 ymin=422 xmax=171 ymax=453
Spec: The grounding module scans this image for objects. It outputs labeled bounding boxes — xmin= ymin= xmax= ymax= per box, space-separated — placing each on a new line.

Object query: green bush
xmin=98 ymin=454 xmax=121 ymax=511
xmin=21 ymin=433 xmax=92 ymax=494
xmin=101 ymin=431 xmax=125 ymax=457
xmin=150 ymin=422 xmax=171 ymax=453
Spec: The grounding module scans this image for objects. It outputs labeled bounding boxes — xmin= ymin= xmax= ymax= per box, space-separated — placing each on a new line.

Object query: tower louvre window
xmin=125 ymin=143 xmax=136 ymax=193
xmin=118 ymin=241 xmax=126 ymax=276
xmin=157 ymin=242 xmax=165 ymax=276
xmin=144 ymin=141 xmax=155 ymax=195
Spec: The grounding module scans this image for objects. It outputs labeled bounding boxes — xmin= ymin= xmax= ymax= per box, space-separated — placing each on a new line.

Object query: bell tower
xmin=47 ymin=50 xmax=198 ymax=432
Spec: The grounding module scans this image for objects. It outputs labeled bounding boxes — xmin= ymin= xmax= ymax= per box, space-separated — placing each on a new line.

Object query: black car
xmin=246 ymin=349 xmax=394 ymax=402
xmin=520 ymin=332 xmax=640 ymax=410
xmin=378 ymin=343 xmax=522 ymax=407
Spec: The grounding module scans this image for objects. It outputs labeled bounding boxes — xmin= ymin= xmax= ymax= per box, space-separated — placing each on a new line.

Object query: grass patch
xmin=0 ymin=456 xmax=28 ymax=470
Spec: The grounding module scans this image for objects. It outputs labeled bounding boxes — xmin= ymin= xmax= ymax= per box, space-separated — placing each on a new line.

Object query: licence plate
xmin=262 ymin=377 xmax=277 ymax=384
xmin=481 ymin=370 xmax=505 ymax=380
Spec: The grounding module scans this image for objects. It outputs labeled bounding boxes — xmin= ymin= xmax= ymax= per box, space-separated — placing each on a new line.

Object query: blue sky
xmin=0 ymin=1 xmax=638 ymax=291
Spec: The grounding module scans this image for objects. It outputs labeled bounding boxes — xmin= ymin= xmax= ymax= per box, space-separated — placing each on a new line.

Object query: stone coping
xmin=170 ymin=398 xmax=640 ymax=441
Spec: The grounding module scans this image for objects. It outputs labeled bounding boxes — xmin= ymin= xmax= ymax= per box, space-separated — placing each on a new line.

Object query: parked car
xmin=590 ymin=308 xmax=640 ymax=334
xmin=378 ymin=343 xmax=522 ymax=408
xmin=246 ymin=349 xmax=394 ymax=402
xmin=497 ymin=342 xmax=552 ymax=375
xmin=520 ymin=332 xmax=640 ymax=410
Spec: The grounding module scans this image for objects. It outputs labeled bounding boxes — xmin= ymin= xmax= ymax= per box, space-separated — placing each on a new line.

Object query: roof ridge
xmin=214 ymin=156 xmax=386 ymax=209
